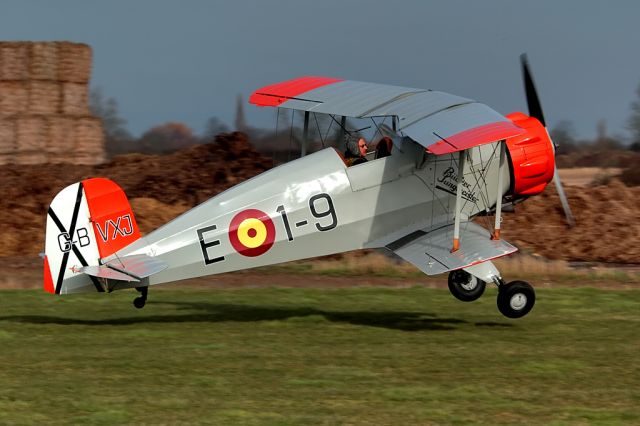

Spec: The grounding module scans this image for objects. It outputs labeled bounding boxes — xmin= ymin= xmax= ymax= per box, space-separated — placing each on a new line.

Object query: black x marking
xmin=48 ymin=183 xmax=104 ymax=293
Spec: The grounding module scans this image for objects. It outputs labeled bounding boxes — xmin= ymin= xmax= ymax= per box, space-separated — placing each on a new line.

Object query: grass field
xmin=1 ymin=285 xmax=639 ymax=425
xmin=271 ymin=252 xmax=640 ymax=285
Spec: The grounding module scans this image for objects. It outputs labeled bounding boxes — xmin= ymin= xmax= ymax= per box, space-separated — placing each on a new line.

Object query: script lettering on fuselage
xmin=435 ymin=167 xmax=479 ymax=204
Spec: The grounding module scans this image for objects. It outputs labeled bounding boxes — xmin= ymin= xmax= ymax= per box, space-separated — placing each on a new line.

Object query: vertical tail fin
xmin=44 ymin=178 xmax=141 ymax=294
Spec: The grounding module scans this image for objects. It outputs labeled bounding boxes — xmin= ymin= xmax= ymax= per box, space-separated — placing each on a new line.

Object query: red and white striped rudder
xmin=43 ymin=178 xmax=140 ymax=294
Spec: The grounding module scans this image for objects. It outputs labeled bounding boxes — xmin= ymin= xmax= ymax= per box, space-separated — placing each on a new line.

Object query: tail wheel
xmin=133 ymin=297 xmax=146 ymax=309
xmin=497 ymin=281 xmax=535 ymax=318
xmin=133 ymin=286 xmax=148 ymax=309
xmin=448 ymin=270 xmax=486 ymax=302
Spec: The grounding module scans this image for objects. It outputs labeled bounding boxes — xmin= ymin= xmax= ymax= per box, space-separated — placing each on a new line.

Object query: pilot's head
xmin=357 ymin=138 xmax=368 ymax=157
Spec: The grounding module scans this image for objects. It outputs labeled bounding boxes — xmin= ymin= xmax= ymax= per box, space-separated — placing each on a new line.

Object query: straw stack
xmin=0 ymin=41 xmax=104 ymax=165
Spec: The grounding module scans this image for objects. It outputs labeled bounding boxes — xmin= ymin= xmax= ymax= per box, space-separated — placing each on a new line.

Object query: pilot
xmin=344 ymin=137 xmax=368 ymax=166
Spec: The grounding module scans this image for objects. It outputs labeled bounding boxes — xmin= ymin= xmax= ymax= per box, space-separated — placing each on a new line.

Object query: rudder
xmin=44 ymin=178 xmax=141 ymax=294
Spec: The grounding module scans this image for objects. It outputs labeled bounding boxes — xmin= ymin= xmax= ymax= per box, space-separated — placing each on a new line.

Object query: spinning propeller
xmin=520 ymin=54 xmax=575 ymax=227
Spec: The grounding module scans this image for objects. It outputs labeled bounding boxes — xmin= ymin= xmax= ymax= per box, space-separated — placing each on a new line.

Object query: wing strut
xmin=491 ymin=140 xmax=507 ymax=240
xmin=451 ymin=150 xmax=466 ymax=252
xmin=302 ymin=111 xmax=310 ymax=157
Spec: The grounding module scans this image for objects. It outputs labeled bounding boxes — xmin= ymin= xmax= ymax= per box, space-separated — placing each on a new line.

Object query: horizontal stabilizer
xmin=81 ymin=265 xmax=140 ymax=282
xmin=387 ymin=222 xmax=516 ymax=276
xmin=81 ymin=254 xmax=167 ymax=282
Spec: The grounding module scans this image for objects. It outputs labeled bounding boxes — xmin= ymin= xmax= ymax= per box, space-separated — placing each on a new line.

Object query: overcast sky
xmin=1 ymin=0 xmax=639 ymax=141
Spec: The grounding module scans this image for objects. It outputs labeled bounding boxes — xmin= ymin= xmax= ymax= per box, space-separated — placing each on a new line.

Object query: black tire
xmin=448 ymin=270 xmax=486 ymax=302
xmin=133 ymin=296 xmax=146 ymax=309
xmin=497 ymin=281 xmax=535 ymax=319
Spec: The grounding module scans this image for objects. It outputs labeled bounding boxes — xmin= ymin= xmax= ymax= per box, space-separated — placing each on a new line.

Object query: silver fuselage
xmin=107 ymin=140 xmax=509 ymax=287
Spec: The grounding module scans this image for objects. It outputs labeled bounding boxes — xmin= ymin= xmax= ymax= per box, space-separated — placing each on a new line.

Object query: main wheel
xmin=448 ymin=270 xmax=486 ymax=302
xmin=497 ymin=281 xmax=535 ymax=318
xmin=133 ymin=296 xmax=146 ymax=309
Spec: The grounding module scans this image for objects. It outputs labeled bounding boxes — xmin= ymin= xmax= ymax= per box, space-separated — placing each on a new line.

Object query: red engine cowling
xmin=505 ymin=112 xmax=555 ymax=196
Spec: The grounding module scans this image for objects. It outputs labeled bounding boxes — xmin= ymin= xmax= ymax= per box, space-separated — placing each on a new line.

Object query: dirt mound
xmin=129 ymin=197 xmax=190 ymax=234
xmin=98 ymin=131 xmax=272 ymax=205
xmin=501 ymin=179 xmax=640 ymax=263
xmin=556 ymin=150 xmax=640 ymax=169
xmin=0 ymin=133 xmax=636 ymax=263
xmin=620 ymin=166 xmax=640 ymax=186
xmin=0 ymin=132 xmax=271 ymax=256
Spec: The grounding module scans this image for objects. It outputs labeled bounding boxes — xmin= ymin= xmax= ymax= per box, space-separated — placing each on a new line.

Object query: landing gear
xmin=497 ymin=280 xmax=535 ymax=319
xmin=448 ymin=270 xmax=486 ymax=302
xmin=133 ymin=286 xmax=148 ymax=309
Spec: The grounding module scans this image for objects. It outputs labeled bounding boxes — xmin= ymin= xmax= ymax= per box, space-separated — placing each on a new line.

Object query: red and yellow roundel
xmin=228 ymin=209 xmax=276 ymax=257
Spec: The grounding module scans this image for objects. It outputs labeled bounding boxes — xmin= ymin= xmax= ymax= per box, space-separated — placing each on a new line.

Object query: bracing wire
xmin=313 ymin=113 xmax=325 ymax=148
xmin=322 ymin=115 xmax=335 ymax=145
xmin=369 ymin=116 xmax=388 ymax=142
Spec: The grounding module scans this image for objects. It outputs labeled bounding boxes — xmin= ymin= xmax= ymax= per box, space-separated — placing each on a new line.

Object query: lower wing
xmin=386 ymin=222 xmax=516 ymax=281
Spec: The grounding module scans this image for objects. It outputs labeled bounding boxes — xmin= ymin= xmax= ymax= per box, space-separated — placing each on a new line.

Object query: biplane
xmin=43 ymin=55 xmax=570 ymax=318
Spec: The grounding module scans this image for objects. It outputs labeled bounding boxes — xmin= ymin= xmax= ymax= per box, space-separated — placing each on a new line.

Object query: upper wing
xmin=386 ymin=222 xmax=517 ymax=280
xmin=249 ymin=76 xmax=524 ymax=153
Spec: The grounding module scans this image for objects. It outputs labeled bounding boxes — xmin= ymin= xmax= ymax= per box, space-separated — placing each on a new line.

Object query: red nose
xmin=505 ymin=112 xmax=555 ymax=196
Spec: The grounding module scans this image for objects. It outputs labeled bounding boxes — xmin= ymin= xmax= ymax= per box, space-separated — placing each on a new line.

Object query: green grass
xmin=1 ymin=286 xmax=639 ymax=425
xmin=259 ymin=252 xmax=640 ymax=284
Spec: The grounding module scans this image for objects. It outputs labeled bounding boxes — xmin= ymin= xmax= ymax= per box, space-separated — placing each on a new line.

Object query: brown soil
xmin=556 ymin=167 xmax=621 ymax=187
xmin=0 ymin=132 xmax=270 ymax=256
xmin=0 ymin=131 xmax=637 ymax=264
xmin=556 ymin=149 xmax=640 ymax=169
xmin=501 ymin=179 xmax=640 ymax=263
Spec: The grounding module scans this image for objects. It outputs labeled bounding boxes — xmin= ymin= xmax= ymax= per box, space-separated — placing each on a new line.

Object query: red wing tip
xmin=250 ymin=76 xmax=343 ymax=107
xmin=427 ymin=121 xmax=525 ymax=155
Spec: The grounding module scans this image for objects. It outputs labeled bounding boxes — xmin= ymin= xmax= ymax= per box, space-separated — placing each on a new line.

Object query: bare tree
xmin=550 ymin=121 xmax=576 ymax=154
xmin=138 ymin=122 xmax=198 ymax=154
xmin=89 ymin=87 xmax=133 ymax=157
xmin=594 ymin=118 xmax=623 ymax=150
xmin=629 ymin=82 xmax=640 ymax=146
xmin=234 ymin=94 xmax=247 ymax=131
xmin=203 ymin=117 xmax=230 ymax=142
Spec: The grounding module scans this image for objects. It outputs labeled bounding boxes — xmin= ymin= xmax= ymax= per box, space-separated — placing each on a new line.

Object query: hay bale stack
xmin=61 ymin=82 xmax=88 ymax=115
xmin=47 ymin=116 xmax=75 ymax=154
xmin=0 ymin=41 xmax=104 ymax=165
xmin=0 ymin=117 xmax=16 ymax=164
xmin=0 ymin=43 xmax=29 ymax=80
xmin=74 ymin=117 xmax=105 ymax=165
xmin=28 ymin=81 xmax=60 ymax=114
xmin=15 ymin=115 xmax=47 ymax=164
xmin=0 ymin=81 xmax=28 ymax=114
xmin=57 ymin=42 xmax=92 ymax=83
xmin=30 ymin=42 xmax=58 ymax=81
